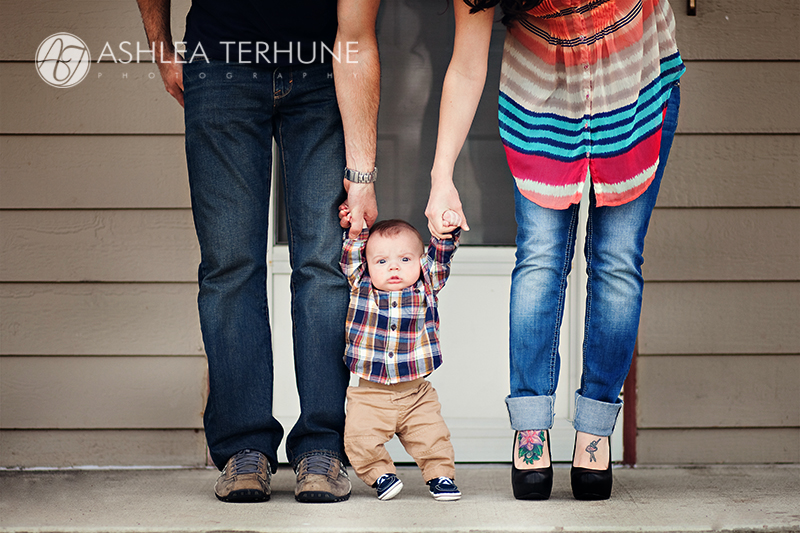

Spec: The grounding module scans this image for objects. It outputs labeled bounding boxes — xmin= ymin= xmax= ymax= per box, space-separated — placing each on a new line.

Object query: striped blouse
xmin=499 ymin=0 xmax=685 ymax=209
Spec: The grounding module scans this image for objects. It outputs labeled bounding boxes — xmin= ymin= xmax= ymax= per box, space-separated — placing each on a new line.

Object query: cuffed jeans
xmin=183 ymin=60 xmax=350 ymax=470
xmin=506 ymin=84 xmax=681 ymax=437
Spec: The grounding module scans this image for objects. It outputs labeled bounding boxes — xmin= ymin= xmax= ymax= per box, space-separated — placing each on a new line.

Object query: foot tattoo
xmin=518 ymin=430 xmax=546 ymax=465
xmin=585 ymin=438 xmax=601 ymax=463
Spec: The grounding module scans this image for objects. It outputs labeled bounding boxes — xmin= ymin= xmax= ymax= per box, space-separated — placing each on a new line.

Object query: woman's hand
xmin=425 ymin=2 xmax=491 ymax=240
xmin=425 ymin=179 xmax=469 ymax=239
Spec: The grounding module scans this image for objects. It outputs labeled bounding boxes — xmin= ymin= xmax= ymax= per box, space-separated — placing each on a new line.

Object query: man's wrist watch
xmin=344 ymin=166 xmax=377 ymax=184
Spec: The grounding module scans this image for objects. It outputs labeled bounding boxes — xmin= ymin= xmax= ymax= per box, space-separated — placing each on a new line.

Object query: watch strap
xmin=344 ymin=167 xmax=377 ymax=184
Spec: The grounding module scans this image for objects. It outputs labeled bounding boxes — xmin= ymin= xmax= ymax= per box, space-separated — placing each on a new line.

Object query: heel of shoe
xmin=570 ymin=435 xmax=612 ymax=500
xmin=511 ymin=430 xmax=553 ymax=500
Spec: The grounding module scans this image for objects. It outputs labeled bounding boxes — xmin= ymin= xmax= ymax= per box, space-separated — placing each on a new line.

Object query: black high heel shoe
xmin=511 ymin=430 xmax=553 ymax=500
xmin=570 ymin=434 xmax=612 ymax=500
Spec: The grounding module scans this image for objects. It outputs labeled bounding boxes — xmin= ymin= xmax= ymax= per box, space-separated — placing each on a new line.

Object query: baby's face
xmin=365 ymin=230 xmax=424 ymax=291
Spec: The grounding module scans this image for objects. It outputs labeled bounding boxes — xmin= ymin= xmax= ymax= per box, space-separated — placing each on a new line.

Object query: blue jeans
xmin=183 ymin=61 xmax=350 ymax=470
xmin=506 ymin=84 xmax=681 ymax=437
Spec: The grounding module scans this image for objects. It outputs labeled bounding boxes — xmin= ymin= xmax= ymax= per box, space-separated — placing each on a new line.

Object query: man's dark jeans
xmin=183 ymin=60 xmax=350 ymax=470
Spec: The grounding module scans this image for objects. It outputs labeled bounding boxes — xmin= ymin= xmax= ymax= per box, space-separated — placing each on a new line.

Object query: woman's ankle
xmin=572 ymin=431 xmax=609 ymax=469
xmin=514 ymin=430 xmax=551 ymax=469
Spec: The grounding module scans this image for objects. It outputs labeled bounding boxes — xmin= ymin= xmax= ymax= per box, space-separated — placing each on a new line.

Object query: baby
xmin=339 ymin=211 xmax=461 ymax=501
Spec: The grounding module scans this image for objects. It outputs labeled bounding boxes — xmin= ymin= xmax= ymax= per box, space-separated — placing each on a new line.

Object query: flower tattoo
xmin=517 ymin=430 xmax=546 ymax=465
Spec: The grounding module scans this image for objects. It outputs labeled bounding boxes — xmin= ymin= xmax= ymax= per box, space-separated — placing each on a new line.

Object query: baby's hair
xmin=369 ymin=219 xmax=424 ymax=248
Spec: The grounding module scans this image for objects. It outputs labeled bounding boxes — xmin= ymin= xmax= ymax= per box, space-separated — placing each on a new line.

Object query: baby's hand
xmin=338 ymin=201 xmax=352 ymax=229
xmin=442 ymin=209 xmax=462 ymax=230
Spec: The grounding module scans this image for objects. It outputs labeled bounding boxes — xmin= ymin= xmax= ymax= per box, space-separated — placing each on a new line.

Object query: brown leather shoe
xmin=294 ymin=454 xmax=351 ymax=503
xmin=214 ymin=449 xmax=271 ymax=502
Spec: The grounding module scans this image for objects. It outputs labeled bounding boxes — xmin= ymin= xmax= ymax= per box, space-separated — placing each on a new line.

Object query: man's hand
xmin=335 ymin=0 xmax=380 ymax=238
xmin=136 ymin=0 xmax=183 ymax=106
xmin=156 ymin=49 xmax=184 ymax=107
xmin=343 ymin=179 xmax=377 ymax=238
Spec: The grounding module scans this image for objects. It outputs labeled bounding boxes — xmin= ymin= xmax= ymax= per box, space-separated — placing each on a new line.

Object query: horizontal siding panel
xmin=639 ymin=282 xmax=800 ymax=355
xmin=0 ymin=0 xmax=192 ymax=61
xmin=677 ymin=62 xmax=800 ymax=134
xmin=0 ymin=63 xmax=184 ymax=134
xmin=638 ymin=355 xmax=800 ymax=428
xmin=0 ymin=356 xmax=206 ymax=429
xmin=0 ymin=136 xmax=190 ymax=209
xmin=3 ymin=62 xmax=797 ymax=135
xmin=643 ymin=209 xmax=800 ymax=281
xmin=0 ymin=210 xmax=199 ymax=282
xmin=637 ymin=428 xmax=800 ymax=464
xmin=669 ymin=0 xmax=800 ymax=60
xmin=0 ymin=429 xmax=207 ymax=468
xmin=658 ymin=135 xmax=800 ymax=208
xmin=0 ymin=283 xmax=204 ymax=356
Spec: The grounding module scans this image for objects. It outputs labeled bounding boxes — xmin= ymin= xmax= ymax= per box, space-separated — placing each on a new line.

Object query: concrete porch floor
xmin=1 ymin=464 xmax=798 ymax=533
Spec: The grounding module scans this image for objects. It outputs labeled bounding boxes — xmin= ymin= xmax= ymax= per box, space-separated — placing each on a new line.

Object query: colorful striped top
xmin=499 ymin=0 xmax=685 ymax=209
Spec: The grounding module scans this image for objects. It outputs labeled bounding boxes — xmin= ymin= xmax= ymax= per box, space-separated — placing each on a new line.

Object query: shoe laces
xmin=376 ymin=473 xmax=394 ymax=485
xmin=228 ymin=449 xmax=266 ymax=476
xmin=432 ymin=477 xmax=455 ymax=487
xmin=296 ymin=454 xmax=340 ymax=480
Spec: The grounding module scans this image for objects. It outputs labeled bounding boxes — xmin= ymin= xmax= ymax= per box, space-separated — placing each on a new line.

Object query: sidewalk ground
xmin=1 ymin=464 xmax=798 ymax=532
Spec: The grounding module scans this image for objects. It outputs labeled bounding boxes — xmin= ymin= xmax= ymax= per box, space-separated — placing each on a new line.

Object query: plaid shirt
xmin=340 ymin=228 xmax=460 ymax=384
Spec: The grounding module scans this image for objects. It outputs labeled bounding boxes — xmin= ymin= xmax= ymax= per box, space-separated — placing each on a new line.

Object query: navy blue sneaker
xmin=372 ymin=473 xmax=403 ymax=501
xmin=427 ymin=477 xmax=461 ymax=501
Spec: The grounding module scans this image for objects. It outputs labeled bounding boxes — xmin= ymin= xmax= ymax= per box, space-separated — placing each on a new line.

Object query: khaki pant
xmin=344 ymin=378 xmax=456 ymax=486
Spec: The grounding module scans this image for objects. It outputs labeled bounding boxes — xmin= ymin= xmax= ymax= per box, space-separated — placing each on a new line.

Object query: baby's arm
xmin=424 ymin=227 xmax=460 ymax=293
xmin=340 ymin=225 xmax=370 ymax=287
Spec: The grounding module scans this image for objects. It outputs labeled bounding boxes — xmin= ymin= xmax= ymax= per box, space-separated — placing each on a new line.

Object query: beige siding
xmin=0 ymin=211 xmax=198 ymax=282
xmin=0 ymin=357 xmax=206 ymax=428
xmin=636 ymin=2 xmax=800 ymax=463
xmin=676 ymin=62 xmax=799 ymax=134
xmin=0 ymin=0 xmax=192 ymax=61
xmin=644 ymin=209 xmax=800 ymax=280
xmin=0 ymin=0 xmax=202 ymax=466
xmin=0 ymin=284 xmax=203 ymax=356
xmin=637 ymin=356 xmax=800 ymax=428
xmin=0 ymin=63 xmax=184 ymax=134
xmin=0 ymin=430 xmax=207 ymax=468
xmin=668 ymin=0 xmax=800 ymax=60
xmin=637 ymin=429 xmax=800 ymax=464
xmin=658 ymin=136 xmax=799 ymax=208
xmin=0 ymin=136 xmax=190 ymax=209
xmin=639 ymin=283 xmax=799 ymax=355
